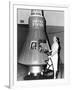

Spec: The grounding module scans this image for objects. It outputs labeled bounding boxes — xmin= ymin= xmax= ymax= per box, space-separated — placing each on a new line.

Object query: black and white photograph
xmin=17 ymin=8 xmax=64 ymax=81
xmin=0 ymin=0 xmax=71 ymax=89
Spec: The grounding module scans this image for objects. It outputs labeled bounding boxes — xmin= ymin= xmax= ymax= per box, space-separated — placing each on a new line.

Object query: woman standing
xmin=49 ymin=36 xmax=59 ymax=79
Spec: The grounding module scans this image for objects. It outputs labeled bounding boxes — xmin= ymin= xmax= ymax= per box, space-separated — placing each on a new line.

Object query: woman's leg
xmin=54 ymin=70 xmax=57 ymax=79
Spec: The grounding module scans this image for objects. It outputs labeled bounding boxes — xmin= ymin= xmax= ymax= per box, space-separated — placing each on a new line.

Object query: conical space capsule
xmin=18 ymin=9 xmax=50 ymax=74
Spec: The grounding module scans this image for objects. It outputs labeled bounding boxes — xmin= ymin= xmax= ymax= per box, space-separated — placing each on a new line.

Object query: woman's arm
xmin=51 ymin=50 xmax=58 ymax=57
xmin=51 ymin=43 xmax=59 ymax=57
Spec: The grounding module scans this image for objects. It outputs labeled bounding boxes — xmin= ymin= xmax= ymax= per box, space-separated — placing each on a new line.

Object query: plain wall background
xmin=17 ymin=9 xmax=64 ymax=26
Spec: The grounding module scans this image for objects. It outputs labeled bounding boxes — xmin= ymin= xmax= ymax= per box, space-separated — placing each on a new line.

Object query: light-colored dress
xmin=51 ymin=42 xmax=59 ymax=71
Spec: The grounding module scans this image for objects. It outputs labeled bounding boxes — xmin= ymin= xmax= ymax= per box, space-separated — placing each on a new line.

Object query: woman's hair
xmin=53 ymin=36 xmax=59 ymax=43
xmin=56 ymin=37 xmax=60 ymax=43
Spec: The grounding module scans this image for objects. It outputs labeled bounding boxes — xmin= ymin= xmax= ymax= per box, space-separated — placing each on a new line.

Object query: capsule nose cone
xmin=31 ymin=9 xmax=43 ymax=16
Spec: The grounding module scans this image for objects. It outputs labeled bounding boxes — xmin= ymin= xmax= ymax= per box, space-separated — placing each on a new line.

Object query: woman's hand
xmin=48 ymin=55 xmax=51 ymax=58
xmin=49 ymin=50 xmax=52 ymax=52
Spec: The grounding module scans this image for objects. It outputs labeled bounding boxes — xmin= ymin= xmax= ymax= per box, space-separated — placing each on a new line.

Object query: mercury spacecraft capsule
xmin=18 ymin=9 xmax=50 ymax=76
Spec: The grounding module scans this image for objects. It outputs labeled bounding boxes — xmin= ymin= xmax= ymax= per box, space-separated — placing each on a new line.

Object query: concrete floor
xmin=17 ymin=63 xmax=64 ymax=81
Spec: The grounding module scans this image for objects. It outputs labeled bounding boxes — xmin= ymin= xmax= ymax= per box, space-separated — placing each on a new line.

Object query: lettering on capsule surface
xmin=32 ymin=19 xmax=44 ymax=28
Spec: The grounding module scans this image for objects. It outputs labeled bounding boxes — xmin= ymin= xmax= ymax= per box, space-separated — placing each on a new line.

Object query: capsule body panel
xmin=18 ymin=10 xmax=49 ymax=65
